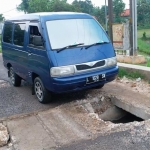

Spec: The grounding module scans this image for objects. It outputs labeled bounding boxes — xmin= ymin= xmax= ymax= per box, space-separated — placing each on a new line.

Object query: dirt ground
xmin=116 ymin=77 xmax=150 ymax=97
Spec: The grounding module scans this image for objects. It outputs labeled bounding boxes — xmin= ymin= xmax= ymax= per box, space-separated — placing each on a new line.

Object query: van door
xmin=26 ymin=22 xmax=50 ymax=85
xmin=11 ymin=23 xmax=28 ymax=79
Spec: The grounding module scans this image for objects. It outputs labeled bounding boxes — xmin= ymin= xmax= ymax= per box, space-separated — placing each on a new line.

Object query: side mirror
xmin=32 ymin=36 xmax=43 ymax=46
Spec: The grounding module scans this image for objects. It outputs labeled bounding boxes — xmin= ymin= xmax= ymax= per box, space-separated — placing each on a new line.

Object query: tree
xmin=72 ymin=0 xmax=82 ymax=12
xmin=16 ymin=0 xmax=109 ymax=27
xmin=72 ymin=0 xmax=93 ymax=14
xmin=137 ymin=0 xmax=150 ymax=26
xmin=48 ymin=0 xmax=73 ymax=12
xmin=28 ymin=0 xmax=51 ymax=13
xmin=92 ymin=5 xmax=108 ymax=26
xmin=113 ymin=0 xmax=125 ymax=23
xmin=0 ymin=14 xmax=4 ymax=22
xmin=17 ymin=0 xmax=73 ymax=13
xmin=17 ymin=0 xmax=29 ymax=13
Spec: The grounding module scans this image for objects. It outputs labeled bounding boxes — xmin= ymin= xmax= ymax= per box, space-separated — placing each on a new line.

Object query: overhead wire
xmin=0 ymin=8 xmax=17 ymax=14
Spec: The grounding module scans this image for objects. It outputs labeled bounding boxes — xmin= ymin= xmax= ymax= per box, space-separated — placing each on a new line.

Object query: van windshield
xmin=46 ymin=19 xmax=109 ymax=50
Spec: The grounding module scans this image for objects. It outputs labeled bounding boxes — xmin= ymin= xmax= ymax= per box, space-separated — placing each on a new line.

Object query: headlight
xmin=107 ymin=57 xmax=117 ymax=67
xmin=50 ymin=66 xmax=75 ymax=77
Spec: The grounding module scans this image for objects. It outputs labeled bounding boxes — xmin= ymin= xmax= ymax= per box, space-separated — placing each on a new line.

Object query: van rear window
xmin=3 ymin=24 xmax=13 ymax=44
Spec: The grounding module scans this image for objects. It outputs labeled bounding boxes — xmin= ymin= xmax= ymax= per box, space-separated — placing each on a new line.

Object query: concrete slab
xmin=7 ymin=116 xmax=56 ymax=150
xmin=0 ymin=146 xmax=8 ymax=150
xmin=117 ymin=55 xmax=146 ymax=64
xmin=38 ymin=109 xmax=90 ymax=146
xmin=103 ymin=82 xmax=150 ymax=120
xmin=118 ymin=62 xmax=150 ymax=80
xmin=118 ymin=62 xmax=150 ymax=71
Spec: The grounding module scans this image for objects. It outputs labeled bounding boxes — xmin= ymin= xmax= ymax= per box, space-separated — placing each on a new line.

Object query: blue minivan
xmin=2 ymin=12 xmax=118 ymax=103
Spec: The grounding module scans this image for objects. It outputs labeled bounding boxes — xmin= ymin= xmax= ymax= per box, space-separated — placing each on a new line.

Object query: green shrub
xmin=138 ymin=39 xmax=150 ymax=55
xmin=142 ymin=32 xmax=147 ymax=40
xmin=137 ymin=25 xmax=150 ymax=30
xmin=118 ymin=68 xmax=145 ymax=79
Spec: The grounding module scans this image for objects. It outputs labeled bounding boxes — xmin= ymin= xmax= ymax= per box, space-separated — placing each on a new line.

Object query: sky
xmin=0 ymin=0 xmax=129 ymax=19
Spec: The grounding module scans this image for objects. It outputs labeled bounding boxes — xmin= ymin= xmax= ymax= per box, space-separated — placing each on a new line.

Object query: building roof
xmin=121 ymin=9 xmax=130 ymax=17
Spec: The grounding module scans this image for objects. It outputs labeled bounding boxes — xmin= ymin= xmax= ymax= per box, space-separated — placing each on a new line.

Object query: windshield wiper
xmin=85 ymin=42 xmax=109 ymax=49
xmin=57 ymin=43 xmax=84 ymax=53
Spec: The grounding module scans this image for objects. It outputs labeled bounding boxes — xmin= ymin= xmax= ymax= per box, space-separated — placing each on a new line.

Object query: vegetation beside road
xmin=118 ymin=68 xmax=145 ymax=80
xmin=138 ymin=38 xmax=150 ymax=55
xmin=137 ymin=29 xmax=150 ymax=38
xmin=138 ymin=29 xmax=150 ymax=55
xmin=137 ymin=29 xmax=150 ymax=67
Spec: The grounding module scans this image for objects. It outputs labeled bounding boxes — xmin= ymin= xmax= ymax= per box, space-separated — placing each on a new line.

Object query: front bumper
xmin=50 ymin=66 xmax=118 ymax=93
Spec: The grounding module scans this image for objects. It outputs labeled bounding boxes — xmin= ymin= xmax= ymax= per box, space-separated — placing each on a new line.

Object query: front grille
xmin=76 ymin=60 xmax=105 ymax=71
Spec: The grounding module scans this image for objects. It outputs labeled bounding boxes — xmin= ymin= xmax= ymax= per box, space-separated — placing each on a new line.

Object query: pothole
xmin=82 ymin=94 xmax=144 ymax=124
xmin=112 ymin=112 xmax=143 ymax=124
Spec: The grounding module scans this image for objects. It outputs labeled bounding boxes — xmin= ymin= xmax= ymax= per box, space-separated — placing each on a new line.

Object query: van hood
xmin=52 ymin=43 xmax=115 ymax=66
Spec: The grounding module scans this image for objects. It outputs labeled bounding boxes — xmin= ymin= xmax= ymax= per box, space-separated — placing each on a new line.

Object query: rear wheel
xmin=9 ymin=67 xmax=21 ymax=87
xmin=34 ymin=77 xmax=51 ymax=104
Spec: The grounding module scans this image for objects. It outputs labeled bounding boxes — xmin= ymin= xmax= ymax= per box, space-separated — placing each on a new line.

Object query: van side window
xmin=3 ymin=24 xmax=13 ymax=43
xmin=13 ymin=24 xmax=26 ymax=46
xmin=29 ymin=26 xmax=44 ymax=49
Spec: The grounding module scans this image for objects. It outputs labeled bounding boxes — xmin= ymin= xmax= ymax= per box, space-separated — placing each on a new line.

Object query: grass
xmin=138 ymin=58 xmax=150 ymax=67
xmin=137 ymin=29 xmax=150 ymax=38
xmin=137 ymin=29 xmax=150 ymax=56
xmin=138 ymin=38 xmax=150 ymax=54
xmin=137 ymin=29 xmax=150 ymax=67
xmin=147 ymin=59 xmax=150 ymax=67
xmin=118 ymin=68 xmax=145 ymax=80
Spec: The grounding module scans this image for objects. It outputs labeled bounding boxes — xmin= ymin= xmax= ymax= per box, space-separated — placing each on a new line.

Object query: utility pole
xmin=105 ymin=0 xmax=108 ymax=31
xmin=130 ymin=0 xmax=137 ymax=56
xmin=130 ymin=0 xmax=133 ymax=56
xmin=108 ymin=0 xmax=113 ymax=42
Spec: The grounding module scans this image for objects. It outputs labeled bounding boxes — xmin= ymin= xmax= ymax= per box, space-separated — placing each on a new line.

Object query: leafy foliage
xmin=92 ymin=5 xmax=108 ymax=27
xmin=73 ymin=0 xmax=93 ymax=14
xmin=137 ymin=0 xmax=150 ymax=28
xmin=16 ymin=0 xmax=150 ymax=27
xmin=17 ymin=0 xmax=29 ymax=14
xmin=0 ymin=14 xmax=5 ymax=22
xmin=17 ymin=0 xmax=126 ymax=26
xmin=113 ymin=0 xmax=125 ymax=23
xmin=137 ymin=29 xmax=150 ymax=57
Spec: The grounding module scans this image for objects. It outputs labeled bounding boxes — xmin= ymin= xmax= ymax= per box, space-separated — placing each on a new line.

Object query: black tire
xmin=34 ymin=77 xmax=51 ymax=104
xmin=9 ymin=67 xmax=21 ymax=87
xmin=94 ymin=84 xmax=104 ymax=89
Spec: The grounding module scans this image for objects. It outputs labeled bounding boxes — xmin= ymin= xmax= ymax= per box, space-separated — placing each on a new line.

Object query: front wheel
xmin=9 ymin=67 xmax=21 ymax=87
xmin=34 ymin=77 xmax=51 ymax=104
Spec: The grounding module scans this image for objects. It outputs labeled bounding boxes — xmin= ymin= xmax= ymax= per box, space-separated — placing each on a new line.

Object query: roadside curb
xmin=118 ymin=62 xmax=150 ymax=80
xmin=0 ymin=108 xmax=50 ymax=122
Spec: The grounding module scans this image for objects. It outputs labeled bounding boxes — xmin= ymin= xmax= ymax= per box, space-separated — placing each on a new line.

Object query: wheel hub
xmin=35 ymin=82 xmax=43 ymax=101
xmin=10 ymin=69 xmax=15 ymax=84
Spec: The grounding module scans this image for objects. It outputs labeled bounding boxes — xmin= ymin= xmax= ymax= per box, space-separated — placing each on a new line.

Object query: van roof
xmin=6 ymin=12 xmax=92 ymax=22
